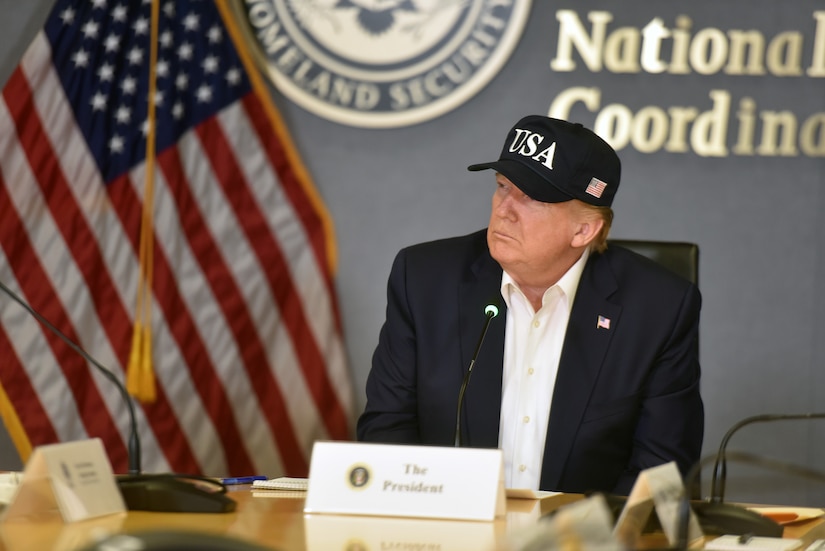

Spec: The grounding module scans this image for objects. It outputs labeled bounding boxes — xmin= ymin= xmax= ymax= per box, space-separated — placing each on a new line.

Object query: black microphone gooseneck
xmin=0 ymin=278 xmax=235 ymax=513
xmin=454 ymin=302 xmax=500 ymax=447
xmin=677 ymin=450 xmax=825 ymax=549
xmin=674 ymin=412 xmax=825 ymax=548
xmin=710 ymin=412 xmax=825 ymax=503
xmin=0 ymin=278 xmax=142 ymax=476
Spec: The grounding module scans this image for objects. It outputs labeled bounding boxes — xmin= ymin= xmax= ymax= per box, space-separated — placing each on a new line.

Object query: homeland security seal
xmin=237 ymin=0 xmax=532 ymax=128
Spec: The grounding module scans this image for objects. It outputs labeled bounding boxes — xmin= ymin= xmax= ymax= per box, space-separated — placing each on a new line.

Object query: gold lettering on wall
xmin=547 ymin=10 xmax=825 ymax=157
xmin=549 ymin=87 xmax=825 ymax=158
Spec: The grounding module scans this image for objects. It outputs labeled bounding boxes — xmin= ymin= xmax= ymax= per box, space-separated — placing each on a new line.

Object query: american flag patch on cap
xmin=586 ymin=177 xmax=607 ymax=198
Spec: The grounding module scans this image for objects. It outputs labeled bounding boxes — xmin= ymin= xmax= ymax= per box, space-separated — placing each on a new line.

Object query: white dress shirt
xmin=498 ymin=248 xmax=589 ymax=489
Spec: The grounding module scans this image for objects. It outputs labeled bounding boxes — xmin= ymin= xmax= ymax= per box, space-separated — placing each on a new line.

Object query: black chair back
xmin=608 ymin=239 xmax=699 ymax=285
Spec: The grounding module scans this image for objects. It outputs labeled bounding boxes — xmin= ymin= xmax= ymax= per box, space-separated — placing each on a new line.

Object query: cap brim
xmin=467 ymin=159 xmax=574 ymax=203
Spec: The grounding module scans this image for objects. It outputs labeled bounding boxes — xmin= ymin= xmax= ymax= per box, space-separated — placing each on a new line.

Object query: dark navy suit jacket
xmin=356 ymin=229 xmax=703 ymax=495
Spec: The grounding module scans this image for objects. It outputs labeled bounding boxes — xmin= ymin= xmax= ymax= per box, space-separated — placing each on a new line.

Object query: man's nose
xmin=495 ymin=194 xmax=517 ymax=216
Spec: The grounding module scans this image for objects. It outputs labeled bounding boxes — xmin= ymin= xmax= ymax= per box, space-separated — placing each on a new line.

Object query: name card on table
xmin=509 ymin=494 xmax=623 ymax=551
xmin=303 ymin=441 xmax=505 ymax=521
xmin=1 ymin=438 xmax=126 ymax=523
xmin=613 ymin=461 xmax=704 ymax=548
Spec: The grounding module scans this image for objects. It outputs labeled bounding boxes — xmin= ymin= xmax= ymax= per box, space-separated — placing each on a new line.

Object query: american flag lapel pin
xmin=596 ymin=315 xmax=611 ymax=330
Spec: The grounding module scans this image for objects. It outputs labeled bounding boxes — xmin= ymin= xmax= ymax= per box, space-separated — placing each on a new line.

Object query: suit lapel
xmin=540 ymin=252 xmax=621 ymax=489
xmin=458 ymin=247 xmax=505 ymax=448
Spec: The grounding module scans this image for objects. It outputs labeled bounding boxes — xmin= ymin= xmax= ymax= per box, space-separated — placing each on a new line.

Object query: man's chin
xmin=488 ymin=241 xmax=516 ymax=266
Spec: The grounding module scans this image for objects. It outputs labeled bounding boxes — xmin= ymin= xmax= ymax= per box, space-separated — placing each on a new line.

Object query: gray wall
xmin=2 ymin=1 xmax=824 ymax=507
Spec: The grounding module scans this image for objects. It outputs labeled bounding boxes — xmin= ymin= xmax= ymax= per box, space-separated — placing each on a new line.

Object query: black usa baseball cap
xmin=467 ymin=115 xmax=621 ymax=207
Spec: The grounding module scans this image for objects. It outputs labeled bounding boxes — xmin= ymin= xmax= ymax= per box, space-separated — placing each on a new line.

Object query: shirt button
xmin=523 ymin=416 xmax=530 ymax=424
xmin=519 ymin=464 xmax=527 ymax=472
xmin=533 ymin=320 xmax=541 ymax=328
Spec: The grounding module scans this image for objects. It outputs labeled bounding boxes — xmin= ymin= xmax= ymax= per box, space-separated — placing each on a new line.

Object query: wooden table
xmin=2 ymin=488 xmax=822 ymax=551
xmin=0 ymin=488 xmax=583 ymax=551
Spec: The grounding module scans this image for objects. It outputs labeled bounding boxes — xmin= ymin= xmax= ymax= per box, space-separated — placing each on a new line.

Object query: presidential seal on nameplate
xmin=303 ymin=441 xmax=505 ymax=521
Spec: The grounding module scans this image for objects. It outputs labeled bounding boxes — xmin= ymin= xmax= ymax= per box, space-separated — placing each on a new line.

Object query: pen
xmin=220 ymin=475 xmax=268 ymax=485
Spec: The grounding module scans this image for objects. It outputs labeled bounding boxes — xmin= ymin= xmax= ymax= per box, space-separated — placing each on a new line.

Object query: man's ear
xmin=571 ymin=217 xmax=605 ymax=248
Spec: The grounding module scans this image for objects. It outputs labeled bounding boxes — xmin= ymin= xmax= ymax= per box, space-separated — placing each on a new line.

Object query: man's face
xmin=487 ymin=173 xmax=584 ymax=288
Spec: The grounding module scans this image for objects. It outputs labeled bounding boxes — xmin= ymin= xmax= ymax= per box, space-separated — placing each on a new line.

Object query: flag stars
xmin=104 ymin=33 xmax=121 ymax=53
xmin=115 ymin=105 xmax=132 ymax=124
xmin=160 ymin=30 xmax=173 ymax=49
xmin=196 ymin=84 xmax=213 ymax=103
xmin=127 ymin=46 xmax=144 ymax=65
xmin=97 ymin=63 xmax=115 ymax=82
xmin=109 ymin=134 xmax=125 ymax=154
xmin=111 ymin=4 xmax=128 ymax=23
xmin=226 ymin=67 xmax=241 ymax=86
xmin=183 ymin=13 xmax=200 ymax=32
xmin=114 ymin=105 xmax=131 ymax=124
xmin=178 ymin=42 xmax=193 ymax=61
xmin=121 ymin=75 xmax=137 ymax=94
xmin=133 ymin=17 xmax=149 ymax=35
xmin=72 ymin=49 xmax=90 ymax=68
xmin=207 ymin=25 xmax=222 ymax=44
xmin=202 ymin=55 xmax=219 ymax=74
xmin=59 ymin=7 xmax=76 ymax=25
xmin=90 ymin=91 xmax=107 ymax=111
xmin=156 ymin=59 xmax=170 ymax=78
xmin=81 ymin=20 xmax=100 ymax=40
xmin=44 ymin=0 xmax=249 ymax=170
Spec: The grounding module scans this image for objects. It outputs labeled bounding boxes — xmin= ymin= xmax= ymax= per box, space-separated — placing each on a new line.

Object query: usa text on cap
xmin=467 ymin=115 xmax=621 ymax=207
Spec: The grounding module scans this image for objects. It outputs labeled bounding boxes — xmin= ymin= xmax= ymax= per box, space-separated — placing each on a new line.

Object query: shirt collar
xmin=500 ymin=247 xmax=590 ymax=313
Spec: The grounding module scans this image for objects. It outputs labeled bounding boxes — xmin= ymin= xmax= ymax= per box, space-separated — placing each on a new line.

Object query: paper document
xmin=506 ymin=488 xmax=562 ymax=500
xmin=252 ymin=477 xmax=308 ymax=491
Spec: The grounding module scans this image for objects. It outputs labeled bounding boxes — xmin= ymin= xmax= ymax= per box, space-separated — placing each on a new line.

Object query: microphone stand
xmin=710 ymin=413 xmax=825 ymax=504
xmin=0 ymin=279 xmax=142 ymax=476
xmin=454 ymin=303 xmax=499 ymax=447
xmin=678 ymin=450 xmax=825 ymax=549
xmin=0 ymin=279 xmax=235 ymax=513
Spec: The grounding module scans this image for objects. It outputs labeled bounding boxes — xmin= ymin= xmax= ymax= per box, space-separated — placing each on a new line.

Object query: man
xmin=357 ymin=115 xmax=703 ymax=496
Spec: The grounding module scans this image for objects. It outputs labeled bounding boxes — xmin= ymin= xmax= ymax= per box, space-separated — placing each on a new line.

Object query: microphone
xmin=709 ymin=413 xmax=825 ymax=503
xmin=0 ymin=278 xmax=235 ymax=513
xmin=674 ymin=412 xmax=825 ymax=547
xmin=454 ymin=302 xmax=500 ymax=447
xmin=677 ymin=450 xmax=825 ymax=548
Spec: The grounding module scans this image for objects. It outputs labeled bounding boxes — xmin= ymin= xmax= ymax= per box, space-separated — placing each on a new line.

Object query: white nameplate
xmin=1 ymin=438 xmax=126 ymax=523
xmin=613 ymin=461 xmax=703 ymax=548
xmin=303 ymin=441 xmax=505 ymax=521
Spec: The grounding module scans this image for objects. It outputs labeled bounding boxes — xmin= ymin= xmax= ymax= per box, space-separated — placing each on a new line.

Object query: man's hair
xmin=572 ymin=201 xmax=613 ymax=253
xmin=591 ymin=206 xmax=613 ymax=253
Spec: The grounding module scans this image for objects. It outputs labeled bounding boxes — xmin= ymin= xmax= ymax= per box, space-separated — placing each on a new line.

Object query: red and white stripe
xmin=0 ymin=26 xmax=353 ymax=478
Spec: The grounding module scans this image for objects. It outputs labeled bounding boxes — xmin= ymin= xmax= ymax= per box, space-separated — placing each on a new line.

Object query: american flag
xmin=585 ymin=177 xmax=607 ymax=199
xmin=0 ymin=0 xmax=353 ymax=478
